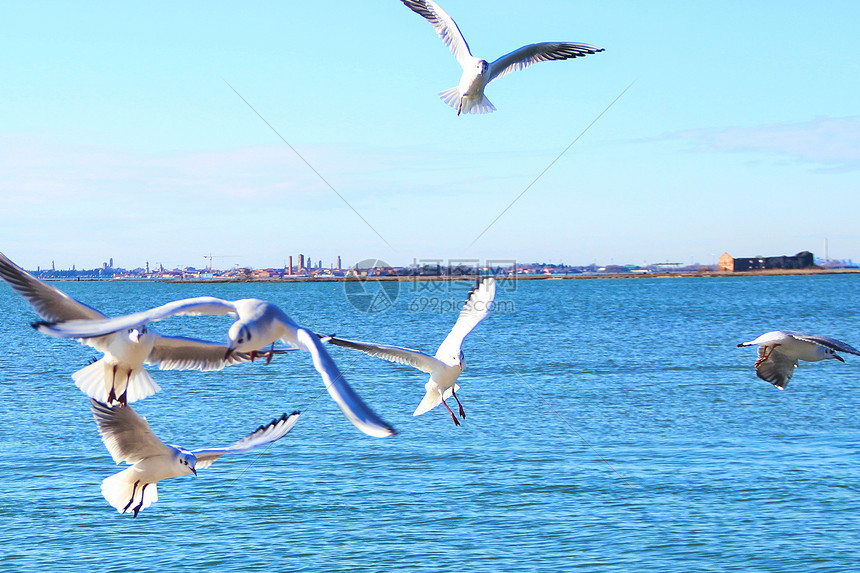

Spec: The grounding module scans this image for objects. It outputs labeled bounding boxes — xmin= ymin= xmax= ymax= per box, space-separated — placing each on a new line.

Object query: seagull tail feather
xmin=72 ymin=359 xmax=161 ymax=404
xmin=413 ymin=390 xmax=443 ymax=417
xmin=438 ymin=86 xmax=461 ymax=109
xmin=439 ymin=88 xmax=496 ymax=115
xmin=102 ymin=468 xmax=158 ymax=515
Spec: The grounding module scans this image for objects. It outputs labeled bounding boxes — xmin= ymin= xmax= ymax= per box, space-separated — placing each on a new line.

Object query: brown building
xmin=718 ymin=251 xmax=815 ymax=272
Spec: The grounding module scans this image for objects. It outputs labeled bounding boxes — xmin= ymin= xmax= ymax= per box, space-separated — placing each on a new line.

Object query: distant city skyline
xmin=1 ymin=1 xmax=858 ymax=270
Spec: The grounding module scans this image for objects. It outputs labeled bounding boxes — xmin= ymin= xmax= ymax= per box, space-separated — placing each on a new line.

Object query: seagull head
xmin=127 ymin=327 xmax=146 ymax=343
xmin=476 ymin=60 xmax=488 ymax=75
xmin=175 ymin=450 xmax=198 ymax=476
xmin=225 ymin=322 xmax=254 ymax=357
xmin=824 ymin=347 xmax=845 ymax=362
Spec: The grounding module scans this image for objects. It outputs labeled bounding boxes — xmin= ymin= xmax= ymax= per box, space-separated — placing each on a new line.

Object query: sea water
xmin=1 ymin=274 xmax=858 ymax=572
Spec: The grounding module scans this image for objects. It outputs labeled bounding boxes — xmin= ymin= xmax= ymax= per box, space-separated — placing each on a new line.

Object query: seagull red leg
xmin=451 ymin=388 xmax=466 ymax=419
xmin=107 ymin=365 xmax=119 ymax=404
xmin=441 ymin=398 xmax=461 ymax=427
xmin=117 ymin=369 xmax=132 ymax=406
xmin=265 ymin=342 xmax=275 ymax=365
xmin=132 ymin=483 xmax=149 ymax=518
xmin=123 ymin=480 xmax=140 ymax=513
xmin=755 ymin=344 xmax=781 ymax=368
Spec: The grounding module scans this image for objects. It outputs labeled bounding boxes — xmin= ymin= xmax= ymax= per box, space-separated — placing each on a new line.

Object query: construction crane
xmin=203 ymin=254 xmax=240 ymax=271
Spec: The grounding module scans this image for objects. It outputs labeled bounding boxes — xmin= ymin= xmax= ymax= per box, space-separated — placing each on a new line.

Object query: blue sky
xmin=1 ymin=0 xmax=858 ymax=270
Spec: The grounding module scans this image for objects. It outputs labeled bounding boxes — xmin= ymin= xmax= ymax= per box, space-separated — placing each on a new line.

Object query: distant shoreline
xmin=50 ymin=268 xmax=860 ymax=283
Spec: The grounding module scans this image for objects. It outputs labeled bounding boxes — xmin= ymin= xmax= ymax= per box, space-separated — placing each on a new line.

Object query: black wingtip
xmin=31 ymin=320 xmax=55 ymax=330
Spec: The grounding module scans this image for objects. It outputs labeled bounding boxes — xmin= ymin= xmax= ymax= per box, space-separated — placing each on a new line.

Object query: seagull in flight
xmin=400 ymin=0 xmax=604 ymax=115
xmin=90 ymin=399 xmax=300 ymax=516
xmin=324 ymin=278 xmax=496 ymax=426
xmin=737 ymin=330 xmax=860 ymax=389
xmin=37 ymin=296 xmax=398 ymax=438
xmin=0 ymin=252 xmax=272 ymax=405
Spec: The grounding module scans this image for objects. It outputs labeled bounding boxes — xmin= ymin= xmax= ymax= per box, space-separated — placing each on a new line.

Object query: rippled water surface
xmin=1 ymin=275 xmax=859 ymax=572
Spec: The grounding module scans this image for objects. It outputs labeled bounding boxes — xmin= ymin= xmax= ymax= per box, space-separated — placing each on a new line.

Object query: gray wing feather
xmin=401 ymin=0 xmax=473 ymax=67
xmin=296 ymin=328 xmax=397 ymax=438
xmin=435 ymin=278 xmax=496 ymax=359
xmin=0 ymin=251 xmax=105 ymax=321
xmin=755 ymin=348 xmax=798 ymax=389
xmin=325 ymin=336 xmax=440 ymax=374
xmin=148 ymin=334 xmax=286 ymax=371
xmin=89 ymin=400 xmax=170 ymax=464
xmin=193 ymin=411 xmax=301 ymax=469
xmin=488 ymin=42 xmax=605 ymax=83
xmin=34 ymin=296 xmax=237 ymax=339
xmin=788 ymin=332 xmax=860 ymax=356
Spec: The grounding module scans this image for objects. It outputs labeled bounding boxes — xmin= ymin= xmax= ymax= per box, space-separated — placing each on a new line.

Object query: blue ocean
xmin=1 ymin=274 xmax=859 ymax=572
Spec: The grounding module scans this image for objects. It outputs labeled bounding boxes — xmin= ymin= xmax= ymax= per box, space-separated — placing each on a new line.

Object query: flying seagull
xmin=0 ymin=252 xmax=275 ymax=405
xmin=324 ymin=278 xmax=496 ymax=426
xmin=400 ymin=0 xmax=604 ymax=115
xmin=36 ymin=296 xmax=398 ymax=438
xmin=90 ymin=399 xmax=300 ymax=516
xmin=737 ymin=330 xmax=860 ymax=389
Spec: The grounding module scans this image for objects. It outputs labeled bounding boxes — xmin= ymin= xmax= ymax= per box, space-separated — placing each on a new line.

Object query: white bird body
xmin=0 ymin=252 xmax=270 ymax=405
xmin=38 ymin=296 xmax=397 ymax=438
xmin=74 ymin=327 xmax=160 ymax=404
xmin=401 ymin=0 xmax=604 ymax=115
xmin=90 ymin=399 xmax=300 ymax=516
xmin=325 ymin=278 xmax=496 ymax=425
xmin=737 ymin=330 xmax=860 ymax=389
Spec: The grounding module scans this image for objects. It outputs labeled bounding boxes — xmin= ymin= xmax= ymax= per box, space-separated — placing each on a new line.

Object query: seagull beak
xmin=190 ymin=467 xmax=197 ymax=476
xmin=224 ymin=346 xmax=235 ymax=360
xmin=834 ymin=354 xmax=845 ymax=362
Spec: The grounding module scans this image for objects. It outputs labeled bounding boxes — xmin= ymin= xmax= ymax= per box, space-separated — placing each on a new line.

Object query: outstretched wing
xmin=488 ymin=42 xmax=604 ymax=84
xmin=89 ymin=399 xmax=170 ymax=464
xmin=193 ymin=411 xmax=301 ymax=469
xmin=435 ymin=278 xmax=496 ymax=360
xmin=147 ymin=335 xmax=295 ymax=371
xmin=34 ymin=296 xmax=238 ymax=339
xmin=296 ymin=328 xmax=397 ymax=438
xmin=324 ymin=335 xmax=440 ymax=374
xmin=788 ymin=332 xmax=860 ymax=356
xmin=401 ymin=0 xmax=473 ymax=68
xmin=0 ymin=251 xmax=105 ymax=321
xmin=755 ymin=348 xmax=798 ymax=390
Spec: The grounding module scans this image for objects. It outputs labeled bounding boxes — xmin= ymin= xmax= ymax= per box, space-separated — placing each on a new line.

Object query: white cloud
xmin=665 ymin=116 xmax=860 ymax=172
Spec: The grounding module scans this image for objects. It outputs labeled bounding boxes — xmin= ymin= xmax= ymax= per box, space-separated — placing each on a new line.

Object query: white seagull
xmin=324 ymin=278 xmax=496 ymax=426
xmin=737 ymin=330 xmax=860 ymax=389
xmin=90 ymin=399 xmax=300 ymax=516
xmin=400 ymin=0 xmax=604 ymax=115
xmin=0 ymin=252 xmax=272 ymax=405
xmin=36 ymin=297 xmax=398 ymax=438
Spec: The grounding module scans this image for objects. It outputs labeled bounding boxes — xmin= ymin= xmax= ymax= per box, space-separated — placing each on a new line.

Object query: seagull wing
xmin=34 ymin=296 xmax=238 ymax=339
xmin=755 ymin=348 xmax=798 ymax=390
xmin=89 ymin=399 xmax=171 ymax=464
xmin=401 ymin=0 xmax=473 ymax=68
xmin=148 ymin=334 xmax=294 ymax=371
xmin=787 ymin=332 xmax=860 ymax=356
xmin=296 ymin=328 xmax=397 ymax=438
xmin=0 ymin=251 xmax=105 ymax=321
xmin=487 ymin=42 xmax=605 ymax=84
xmin=324 ymin=335 xmax=441 ymax=374
xmin=435 ymin=278 xmax=496 ymax=360
xmin=193 ymin=411 xmax=301 ymax=469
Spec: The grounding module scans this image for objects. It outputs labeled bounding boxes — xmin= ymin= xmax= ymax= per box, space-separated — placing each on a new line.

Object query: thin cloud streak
xmin=665 ymin=116 xmax=860 ymax=172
